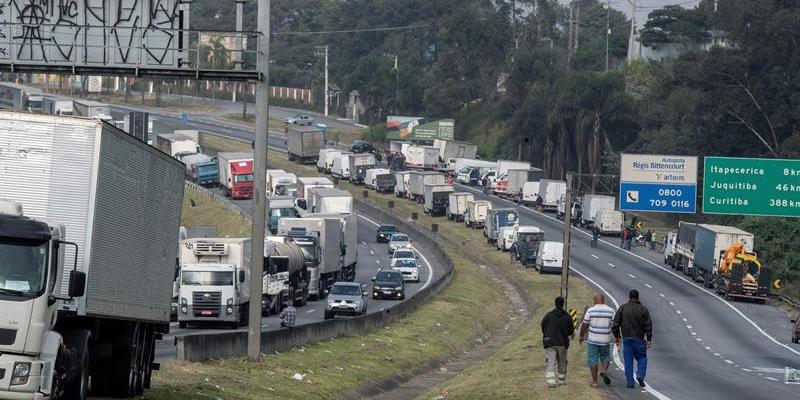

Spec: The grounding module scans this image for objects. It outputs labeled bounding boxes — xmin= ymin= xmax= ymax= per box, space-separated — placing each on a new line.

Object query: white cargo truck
xmin=268 ymin=172 xmax=297 ymax=196
xmin=394 ymin=171 xmax=412 ymax=197
xmin=424 ymin=184 xmax=454 ymax=216
xmin=156 ymin=133 xmax=199 ymax=159
xmin=297 ymin=177 xmax=334 ymax=200
xmin=408 ymin=171 xmax=446 ymax=202
xmin=278 ymin=217 xmax=345 ymax=299
xmin=177 ymin=238 xmax=251 ymax=329
xmin=0 ymin=82 xmax=43 ymax=113
xmin=312 ymin=213 xmax=358 ymax=282
xmin=317 ymin=149 xmax=342 ymax=173
xmin=348 ymin=153 xmax=377 ymax=184
xmin=42 ymin=95 xmax=74 ymax=116
xmin=404 ymin=145 xmax=439 ymax=170
xmin=72 ymin=99 xmax=112 ymax=120
xmin=465 ymin=200 xmax=492 ymax=229
xmin=331 ymin=153 xmax=352 ymax=179
xmin=364 ymin=168 xmax=392 ymax=190
xmin=538 ymin=179 xmax=567 ymax=211
xmin=306 ymin=188 xmax=353 ymax=215
xmin=504 ymin=168 xmax=543 ymax=199
xmin=447 ymin=192 xmax=475 ymax=221
xmin=581 ymin=194 xmax=616 ymax=226
xmin=0 ymin=111 xmax=184 ymax=398
xmin=522 ymin=181 xmax=540 ymax=205
xmin=595 ymin=210 xmax=624 ymax=236
xmin=433 ymin=139 xmax=478 ymax=164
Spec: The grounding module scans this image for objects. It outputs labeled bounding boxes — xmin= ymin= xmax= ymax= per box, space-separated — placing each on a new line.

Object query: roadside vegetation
xmin=181 ymin=186 xmax=251 ymax=238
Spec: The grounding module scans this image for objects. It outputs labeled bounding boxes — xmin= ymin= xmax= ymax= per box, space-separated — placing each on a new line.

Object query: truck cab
xmin=268 ymin=206 xmax=299 ymax=234
xmin=194 ymin=160 xmax=219 ymax=187
xmin=514 ymin=226 xmax=544 ymax=266
xmin=229 ymin=162 xmax=254 ymax=199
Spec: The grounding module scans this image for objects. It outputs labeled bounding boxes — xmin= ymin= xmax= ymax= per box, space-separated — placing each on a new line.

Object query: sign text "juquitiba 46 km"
xmin=703 ymin=157 xmax=800 ymax=217
xmin=619 ymin=154 xmax=698 ymax=213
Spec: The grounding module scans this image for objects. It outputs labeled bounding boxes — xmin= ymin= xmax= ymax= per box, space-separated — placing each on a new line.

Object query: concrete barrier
xmin=176 ymin=197 xmax=455 ymax=362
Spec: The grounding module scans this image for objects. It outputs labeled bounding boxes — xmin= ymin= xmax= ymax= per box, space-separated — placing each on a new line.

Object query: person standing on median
xmin=579 ymin=294 xmax=615 ymax=387
xmin=541 ymin=296 xmax=575 ymax=388
xmin=612 ymin=289 xmax=653 ymax=389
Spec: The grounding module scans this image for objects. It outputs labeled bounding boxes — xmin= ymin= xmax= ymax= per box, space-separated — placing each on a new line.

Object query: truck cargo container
xmin=595 ymin=210 xmax=624 ymax=236
xmin=447 ymin=192 xmax=475 ymax=221
xmin=497 ymin=160 xmax=531 ymax=177
xmin=278 ymin=217 xmax=346 ymax=299
xmin=673 ymin=222 xmax=698 ymax=276
xmin=581 ymin=194 xmax=616 ymax=226
xmin=156 ymin=133 xmax=199 ymax=159
xmin=0 ymin=82 xmax=43 ymax=113
xmin=297 ymin=177 xmax=334 ymax=199
xmin=217 ymin=152 xmax=255 ymax=199
xmin=268 ymin=172 xmax=297 ymax=196
xmin=433 ymin=139 xmax=478 ymax=163
xmin=308 ymin=188 xmax=353 ymax=215
xmin=181 ymin=153 xmax=217 ymax=184
xmin=691 ymin=225 xmax=769 ymax=300
xmin=364 ymin=168 xmax=389 ymax=190
xmin=0 ymin=111 xmax=184 ymax=398
xmin=311 ymin=213 xmax=358 ymax=282
xmin=404 ymin=145 xmax=439 ymax=170
xmin=262 ymin=237 xmax=310 ymax=315
xmin=537 ymin=180 xmax=566 ymax=211
xmin=394 ymin=171 xmax=412 ymax=197
xmin=457 ymin=166 xmax=495 ymax=185
xmin=503 ymin=168 xmax=544 ymax=199
xmin=484 ymin=208 xmax=519 ymax=244
xmin=317 ymin=149 xmax=342 ymax=173
xmin=331 ymin=153 xmax=352 ymax=179
xmin=424 ymin=184 xmax=454 ymax=216
xmin=42 ymin=95 xmax=74 ymax=115
xmin=287 ymin=126 xmax=325 ymax=163
xmin=349 ymin=153 xmax=377 ymax=184
xmin=408 ymin=171 xmax=446 ymax=202
xmin=375 ymin=172 xmax=397 ymax=193
xmin=178 ymin=238 xmax=251 ymax=329
xmin=465 ymin=200 xmax=492 ymax=229
xmin=73 ymin=99 xmax=112 ymax=120
xmin=522 ymin=182 xmax=540 ymax=205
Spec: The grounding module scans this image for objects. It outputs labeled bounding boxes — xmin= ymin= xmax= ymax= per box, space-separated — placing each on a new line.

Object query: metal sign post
xmin=248 ymin=0 xmax=271 ymax=362
xmin=560 ymin=172 xmax=573 ymax=307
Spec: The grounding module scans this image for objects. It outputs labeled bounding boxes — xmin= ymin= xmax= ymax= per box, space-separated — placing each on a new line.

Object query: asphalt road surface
xmin=116 ymin=103 xmax=800 ymax=398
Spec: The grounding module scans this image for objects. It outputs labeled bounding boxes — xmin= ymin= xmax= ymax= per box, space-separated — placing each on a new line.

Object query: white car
xmin=388 ymin=233 xmax=410 ymax=253
xmin=392 ymin=258 xmax=420 ymax=282
xmin=391 ymin=248 xmax=417 ymax=262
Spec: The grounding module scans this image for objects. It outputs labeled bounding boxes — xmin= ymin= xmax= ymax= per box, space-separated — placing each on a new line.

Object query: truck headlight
xmin=180 ymin=297 xmax=188 ymax=306
xmin=11 ymin=362 xmax=31 ymax=385
xmin=227 ymin=298 xmax=234 ymax=306
xmin=181 ymin=306 xmax=188 ymax=314
xmin=226 ymin=307 xmax=234 ymax=315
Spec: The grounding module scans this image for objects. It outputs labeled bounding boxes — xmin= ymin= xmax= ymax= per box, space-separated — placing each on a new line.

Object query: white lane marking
xmin=361 ymin=240 xmax=367 ymax=245
xmin=714 ymin=353 xmax=721 ymax=356
xmin=669 ymin=301 xmax=675 ymax=306
xmin=691 ymin=332 xmax=696 ymax=336
xmin=460 ymin=183 xmax=800 ymax=358
xmin=659 ymin=293 xmax=665 ymax=298
xmin=696 ymin=338 xmax=702 ymax=342
xmin=170 ymin=322 xmax=178 ymax=328
xmin=724 ymin=359 xmax=734 ymax=364
xmin=376 ymin=260 xmax=380 ymax=264
xmin=676 ymin=310 xmax=682 ymax=315
xmin=686 ymin=325 xmax=693 ymax=329
xmin=741 ymin=368 xmax=752 ymax=372
xmin=645 ymin=283 xmax=653 ymax=289
xmin=682 ymin=318 xmax=688 ymax=322
xmin=306 ymin=309 xmax=315 ymax=314
xmin=262 ymin=324 xmax=269 ymax=328
xmin=628 ymin=273 xmax=636 ymax=279
xmin=569 ymin=267 xmax=671 ymax=400
xmin=358 ymin=214 xmax=434 ymax=291
xmin=591 ymin=254 xmax=599 ymax=259
xmin=765 ymin=376 xmax=779 ymax=381
xmin=705 ymin=346 xmax=712 ymax=350
xmin=608 ymin=263 xmax=616 ymax=268
xmin=369 ymin=250 xmax=375 ymax=255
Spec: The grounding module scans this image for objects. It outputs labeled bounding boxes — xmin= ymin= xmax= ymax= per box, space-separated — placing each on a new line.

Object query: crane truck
xmin=0 ymin=111 xmax=184 ymax=398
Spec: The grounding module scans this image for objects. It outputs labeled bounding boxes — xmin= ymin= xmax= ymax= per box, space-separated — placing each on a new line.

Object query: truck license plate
xmin=201 ymin=311 xmax=212 ymax=316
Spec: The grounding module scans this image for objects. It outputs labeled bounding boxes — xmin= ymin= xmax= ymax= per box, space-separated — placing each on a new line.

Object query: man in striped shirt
xmin=579 ymin=294 xmax=615 ymax=387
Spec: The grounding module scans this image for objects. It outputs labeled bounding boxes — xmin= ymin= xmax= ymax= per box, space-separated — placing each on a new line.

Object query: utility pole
xmin=626 ymin=0 xmax=637 ymax=62
xmin=248 ymin=0 xmax=270 ymax=362
xmin=605 ymin=0 xmax=611 ymax=71
xmin=560 ymin=172 xmax=574 ymax=307
xmin=235 ymin=0 xmax=246 ymax=116
xmin=575 ymin=1 xmax=580 ymax=52
xmin=567 ymin=1 xmax=574 ymax=64
xmin=324 ymin=45 xmax=328 ymax=117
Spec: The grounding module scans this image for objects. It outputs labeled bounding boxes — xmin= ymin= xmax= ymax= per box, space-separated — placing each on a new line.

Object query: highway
xmin=119 ymin=104 xmax=800 ymax=398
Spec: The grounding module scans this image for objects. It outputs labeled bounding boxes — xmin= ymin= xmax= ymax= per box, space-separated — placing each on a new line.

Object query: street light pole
xmin=248 ymin=0 xmax=270 ymax=362
xmin=605 ymin=0 xmax=610 ymax=71
xmin=324 ymin=45 xmax=329 ymax=117
xmin=560 ymin=172 xmax=574 ymax=308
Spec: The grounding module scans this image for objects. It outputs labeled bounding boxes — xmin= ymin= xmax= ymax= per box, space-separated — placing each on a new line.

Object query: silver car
xmin=324 ymin=282 xmax=367 ymax=319
xmin=284 ymin=113 xmax=314 ymax=126
xmin=388 ymin=233 xmax=410 ymax=253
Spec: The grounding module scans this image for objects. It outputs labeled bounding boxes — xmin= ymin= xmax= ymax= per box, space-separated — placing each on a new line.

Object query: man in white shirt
xmin=579 ymin=294 xmax=615 ymax=387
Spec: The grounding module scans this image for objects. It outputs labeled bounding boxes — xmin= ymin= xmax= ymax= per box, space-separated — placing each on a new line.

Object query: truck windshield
xmin=181 ymin=271 xmax=233 ymax=286
xmin=518 ymin=233 xmax=543 ymax=242
xmin=235 ymin=174 xmax=255 ymax=183
xmin=296 ymin=244 xmax=317 ymax=263
xmin=197 ymin=164 xmax=218 ymax=175
xmin=270 ymin=208 xmax=298 ymax=218
xmin=28 ymin=99 xmax=43 ymax=110
xmin=0 ymin=241 xmax=47 ymax=295
xmin=496 ymin=212 xmax=518 ymax=227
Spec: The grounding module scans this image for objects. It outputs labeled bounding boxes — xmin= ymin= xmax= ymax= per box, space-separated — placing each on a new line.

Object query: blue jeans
xmin=623 ymin=337 xmax=648 ymax=387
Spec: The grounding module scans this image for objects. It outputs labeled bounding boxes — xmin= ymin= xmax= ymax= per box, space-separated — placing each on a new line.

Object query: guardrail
xmin=175 ymin=197 xmax=455 ymax=362
xmin=184 ymin=181 xmax=252 ymax=223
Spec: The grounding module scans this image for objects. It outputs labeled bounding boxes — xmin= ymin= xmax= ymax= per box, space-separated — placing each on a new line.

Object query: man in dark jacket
xmin=612 ymin=289 xmax=653 ymax=389
xmin=541 ymin=296 xmax=574 ymax=388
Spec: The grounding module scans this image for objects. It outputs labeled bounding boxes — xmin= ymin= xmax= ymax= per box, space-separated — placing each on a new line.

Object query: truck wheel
xmin=110 ymin=323 xmax=141 ymax=397
xmin=62 ymin=338 xmax=90 ymax=400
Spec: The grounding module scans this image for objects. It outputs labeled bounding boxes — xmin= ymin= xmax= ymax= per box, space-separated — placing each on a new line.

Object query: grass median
xmin=181 ymin=186 xmax=251 ymax=237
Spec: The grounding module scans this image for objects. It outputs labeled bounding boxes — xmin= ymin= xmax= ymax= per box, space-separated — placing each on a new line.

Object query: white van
xmin=664 ymin=231 xmax=677 ymax=266
xmin=331 ymin=153 xmax=351 ymax=179
xmin=496 ymin=226 xmax=516 ymax=251
xmin=364 ymin=168 xmax=391 ymax=190
xmin=595 ymin=210 xmax=624 ymax=236
xmin=521 ymin=181 xmax=540 ymax=205
xmin=535 ymin=241 xmax=564 ymax=274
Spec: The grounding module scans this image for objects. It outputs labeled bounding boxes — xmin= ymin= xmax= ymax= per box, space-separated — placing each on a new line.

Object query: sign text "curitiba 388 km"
xmin=619 ymin=154 xmax=698 ymax=213
xmin=703 ymin=157 xmax=800 ymax=217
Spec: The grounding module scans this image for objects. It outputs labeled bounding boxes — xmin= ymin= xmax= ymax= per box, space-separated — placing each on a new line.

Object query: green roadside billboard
xmin=703 ymin=156 xmax=800 ymax=217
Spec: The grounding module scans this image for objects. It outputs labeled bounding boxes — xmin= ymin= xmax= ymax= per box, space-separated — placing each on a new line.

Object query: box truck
xmin=484 ymin=208 xmax=520 ymax=244
xmin=394 ymin=171 xmax=412 ymax=197
xmin=308 ymin=188 xmax=353 ymax=215
xmin=595 ymin=210 xmax=624 ymax=236
xmin=364 ymin=168 xmax=391 ymax=190
xmin=447 ymin=192 xmax=475 ymax=221
xmin=433 ymin=139 xmax=477 ymax=163
xmin=217 ymin=152 xmax=255 ymax=199
xmin=156 ymin=133 xmax=199 ymax=159
xmin=331 ymin=153 xmax=352 ymax=179
xmin=404 ymin=145 xmax=439 ymax=170
xmin=513 ymin=226 xmax=545 ymax=267
xmin=268 ymin=196 xmax=298 ymax=234
xmin=349 ymin=153 xmax=377 ymax=184
xmin=287 ymin=126 xmax=325 ymax=163
xmin=297 ymin=177 xmax=334 ymax=200
xmin=42 ymin=95 xmax=74 ymax=115
xmin=0 ymin=82 xmax=43 ymax=113
xmin=72 ymin=99 xmax=112 ymax=120
xmin=581 ymin=194 xmax=616 ymax=226
xmin=267 ymin=172 xmax=297 ymax=196
xmin=408 ymin=171 xmax=446 ymax=202
xmin=317 ymin=149 xmax=342 ymax=173
xmin=0 ymin=111 xmax=184 ymax=397
xmin=465 ymin=200 xmax=492 ymax=229
xmin=692 ymin=225 xmax=768 ymax=301
xmin=424 ymin=184 xmax=454 ymax=216
xmin=278 ymin=217 xmax=346 ymax=299
xmin=538 ymin=179 xmax=567 ymax=211
xmin=503 ymin=168 xmax=543 ymax=199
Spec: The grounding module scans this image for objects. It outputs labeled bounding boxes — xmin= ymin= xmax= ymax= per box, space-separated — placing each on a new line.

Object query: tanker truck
xmin=262 ymin=237 xmax=310 ymax=315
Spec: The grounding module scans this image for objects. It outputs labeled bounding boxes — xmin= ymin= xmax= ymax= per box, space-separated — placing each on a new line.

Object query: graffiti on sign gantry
xmin=0 ymin=0 xmax=184 ymax=67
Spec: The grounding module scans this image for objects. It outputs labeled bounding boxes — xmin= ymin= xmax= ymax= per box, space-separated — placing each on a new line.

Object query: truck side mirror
xmin=239 ymin=270 xmax=246 ymax=283
xmin=340 ymin=244 xmax=346 ymax=256
xmin=68 ymin=270 xmax=86 ymax=298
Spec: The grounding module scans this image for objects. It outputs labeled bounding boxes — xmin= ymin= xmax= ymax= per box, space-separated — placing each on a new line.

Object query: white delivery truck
xmin=364 ymin=168 xmax=392 ymax=190
xmin=297 ymin=177 xmax=334 ymax=200
xmin=307 ymin=188 xmax=353 ymax=215
xmin=404 ymin=145 xmax=439 ymax=170
xmin=538 ymin=179 xmax=567 ymax=211
xmin=408 ymin=171 xmax=446 ymax=202
xmin=349 ymin=153 xmax=377 ymax=184
xmin=177 ymin=238 xmax=251 ymax=329
xmin=0 ymin=111 xmax=184 ymax=398
xmin=42 ymin=95 xmax=74 ymax=115
xmin=595 ymin=210 xmax=624 ymax=236
xmin=394 ymin=171 xmax=412 ymax=198
xmin=423 ymin=184 xmax=454 ymax=216
xmin=278 ymin=217 xmax=345 ymax=299
xmin=72 ymin=99 xmax=112 ymax=120
xmin=268 ymin=172 xmax=297 ymax=196
xmin=536 ymin=241 xmax=564 ymax=274
xmin=262 ymin=237 xmax=310 ymax=315
xmin=331 ymin=153 xmax=352 ymax=179
xmin=580 ymin=194 xmax=616 ymax=226
xmin=504 ymin=168 xmax=544 ymax=199
xmin=317 ymin=149 xmax=342 ymax=173
xmin=465 ymin=200 xmax=492 ymax=229
xmin=522 ymin=181 xmax=540 ymax=205
xmin=311 ymin=213 xmax=359 ymax=282
xmin=447 ymin=192 xmax=475 ymax=221
xmin=433 ymin=139 xmax=478 ymax=164
xmin=156 ymin=133 xmax=199 ymax=159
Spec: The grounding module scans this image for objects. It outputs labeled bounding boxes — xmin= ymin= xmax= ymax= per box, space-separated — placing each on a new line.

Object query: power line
xmin=273 ymin=24 xmax=430 ymax=36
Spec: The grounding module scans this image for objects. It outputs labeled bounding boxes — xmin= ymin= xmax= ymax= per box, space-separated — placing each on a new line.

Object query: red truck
xmin=217 ymin=151 xmax=255 ymax=199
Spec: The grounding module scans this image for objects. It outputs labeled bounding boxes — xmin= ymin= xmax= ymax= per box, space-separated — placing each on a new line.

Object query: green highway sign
xmin=703 ymin=157 xmax=800 ymax=217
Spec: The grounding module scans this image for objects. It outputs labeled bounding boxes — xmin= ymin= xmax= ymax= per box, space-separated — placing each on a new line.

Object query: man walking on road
xmin=580 ymin=294 xmax=615 ymax=387
xmin=612 ymin=290 xmax=653 ymax=389
xmin=541 ymin=296 xmax=574 ymax=388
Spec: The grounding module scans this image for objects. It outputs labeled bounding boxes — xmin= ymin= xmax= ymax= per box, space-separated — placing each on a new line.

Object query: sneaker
xmin=637 ymin=377 xmax=646 ymax=388
xmin=600 ymin=372 xmax=611 ymax=386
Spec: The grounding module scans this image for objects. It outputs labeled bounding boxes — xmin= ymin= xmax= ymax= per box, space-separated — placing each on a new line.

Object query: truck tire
xmin=239 ymin=303 xmax=250 ymax=327
xmin=110 ymin=323 xmax=142 ymax=397
xmin=62 ymin=332 xmax=90 ymax=400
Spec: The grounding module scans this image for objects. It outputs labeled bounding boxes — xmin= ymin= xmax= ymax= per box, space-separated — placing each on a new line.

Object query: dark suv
xmin=371 ymin=270 xmax=406 ymax=300
xmin=350 ymin=140 xmax=376 ymax=154
xmin=376 ymin=224 xmax=399 ymax=243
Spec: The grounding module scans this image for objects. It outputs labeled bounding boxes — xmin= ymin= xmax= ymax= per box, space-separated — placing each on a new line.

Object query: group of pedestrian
xmin=540 ymin=290 xmax=652 ymax=390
